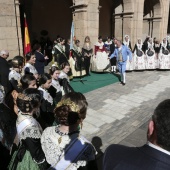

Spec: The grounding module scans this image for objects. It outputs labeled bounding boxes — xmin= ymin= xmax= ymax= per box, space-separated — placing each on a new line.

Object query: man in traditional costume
xmin=109 ymin=40 xmax=132 ymax=85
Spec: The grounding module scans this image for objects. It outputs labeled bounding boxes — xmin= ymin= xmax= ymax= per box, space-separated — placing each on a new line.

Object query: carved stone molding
xmin=70 ymin=4 xmax=88 ymax=13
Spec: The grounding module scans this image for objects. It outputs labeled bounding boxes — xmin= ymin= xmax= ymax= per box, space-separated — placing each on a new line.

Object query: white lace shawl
xmin=38 ymin=87 xmax=53 ymax=105
xmin=123 ymin=35 xmax=130 ymax=47
xmin=59 ymin=71 xmax=69 ymax=82
xmin=137 ymin=39 xmax=143 ymax=50
xmin=17 ymin=113 xmax=42 ymax=141
xmin=105 ymin=41 xmax=112 ymax=45
xmin=41 ymin=126 xmax=96 ymax=170
xmin=24 ymin=63 xmax=38 ymax=75
xmin=161 ymin=38 xmax=167 ymax=49
xmin=9 ymin=70 xmax=21 ymax=81
xmin=95 ymin=42 xmax=104 ymax=50
xmin=52 ymin=79 xmax=61 ymax=92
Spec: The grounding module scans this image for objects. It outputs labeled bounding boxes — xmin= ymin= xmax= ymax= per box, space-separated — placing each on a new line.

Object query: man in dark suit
xmin=0 ymin=50 xmax=11 ymax=93
xmin=33 ymin=44 xmax=48 ymax=74
xmin=103 ymin=99 xmax=170 ymax=170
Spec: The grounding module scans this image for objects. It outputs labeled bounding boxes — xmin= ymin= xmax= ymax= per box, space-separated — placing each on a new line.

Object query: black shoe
xmin=122 ymin=82 xmax=126 ymax=86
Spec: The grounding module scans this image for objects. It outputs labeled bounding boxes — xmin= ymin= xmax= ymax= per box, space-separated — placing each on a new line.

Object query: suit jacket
xmin=0 ymin=57 xmax=11 ymax=93
xmin=110 ymin=45 xmax=132 ymax=62
xmin=103 ymin=144 xmax=170 ymax=170
xmin=34 ymin=51 xmax=45 ymax=74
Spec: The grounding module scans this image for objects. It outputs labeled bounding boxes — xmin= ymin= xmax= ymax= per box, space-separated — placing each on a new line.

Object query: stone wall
xmin=0 ymin=0 xmax=169 ymax=56
xmin=0 ymin=0 xmax=22 ymax=59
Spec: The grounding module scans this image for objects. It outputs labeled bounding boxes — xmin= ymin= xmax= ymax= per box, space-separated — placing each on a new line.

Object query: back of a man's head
xmin=152 ymin=99 xmax=170 ymax=151
xmin=0 ymin=50 xmax=9 ymax=58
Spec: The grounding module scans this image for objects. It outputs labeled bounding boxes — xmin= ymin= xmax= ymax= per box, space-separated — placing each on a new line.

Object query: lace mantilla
xmin=38 ymin=87 xmax=53 ymax=104
xmin=59 ymin=71 xmax=69 ymax=82
xmin=52 ymin=79 xmax=61 ymax=92
xmin=41 ymin=126 xmax=96 ymax=169
xmin=24 ymin=63 xmax=38 ymax=75
xmin=17 ymin=114 xmax=42 ymax=140
xmin=9 ymin=70 xmax=21 ymax=81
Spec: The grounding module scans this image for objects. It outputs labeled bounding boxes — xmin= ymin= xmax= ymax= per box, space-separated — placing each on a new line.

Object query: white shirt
xmin=147 ymin=141 xmax=170 ymax=156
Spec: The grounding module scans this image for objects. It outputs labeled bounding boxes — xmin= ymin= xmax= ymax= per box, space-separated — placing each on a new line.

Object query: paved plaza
xmin=80 ymin=70 xmax=170 ymax=152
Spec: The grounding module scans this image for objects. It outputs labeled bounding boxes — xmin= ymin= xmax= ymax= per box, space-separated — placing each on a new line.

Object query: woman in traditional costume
xmin=24 ymin=52 xmax=39 ymax=79
xmin=6 ymin=56 xmax=24 ymax=114
xmin=123 ymin=35 xmax=133 ymax=71
xmin=159 ymin=38 xmax=170 ymax=69
xmin=48 ymin=66 xmax=62 ymax=105
xmin=133 ymin=39 xmax=146 ymax=70
xmin=59 ymin=62 xmax=74 ymax=95
xmin=41 ymin=92 xmax=97 ymax=170
xmin=21 ymin=74 xmax=37 ymax=90
xmin=52 ymin=37 xmax=68 ymax=68
xmin=69 ymin=40 xmax=86 ymax=77
xmin=82 ymin=36 xmax=93 ymax=76
xmin=91 ymin=36 xmax=110 ymax=72
xmin=145 ymin=38 xmax=156 ymax=69
xmin=38 ymin=73 xmax=55 ymax=129
xmin=8 ymin=88 xmax=48 ymax=170
xmin=9 ymin=56 xmax=24 ymax=92
xmin=0 ymin=85 xmax=17 ymax=170
xmin=105 ymin=37 xmax=112 ymax=52
xmin=154 ymin=40 xmax=161 ymax=69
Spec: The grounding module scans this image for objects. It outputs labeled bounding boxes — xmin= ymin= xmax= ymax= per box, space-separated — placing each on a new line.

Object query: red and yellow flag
xmin=24 ymin=14 xmax=31 ymax=55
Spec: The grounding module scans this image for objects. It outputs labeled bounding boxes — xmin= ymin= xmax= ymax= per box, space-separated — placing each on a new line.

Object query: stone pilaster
xmin=87 ymin=0 xmax=99 ymax=45
xmin=0 ymin=0 xmax=22 ymax=58
xmin=72 ymin=0 xmax=99 ymax=46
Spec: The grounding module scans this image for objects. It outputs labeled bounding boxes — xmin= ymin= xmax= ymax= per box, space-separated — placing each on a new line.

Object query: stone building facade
xmin=0 ymin=0 xmax=170 ymax=58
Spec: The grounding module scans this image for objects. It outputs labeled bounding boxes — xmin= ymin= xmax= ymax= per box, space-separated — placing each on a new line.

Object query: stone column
xmin=159 ymin=0 xmax=170 ymax=39
xmin=132 ymin=0 xmax=144 ymax=46
xmin=72 ymin=0 xmax=88 ymax=46
xmin=0 ymin=0 xmax=22 ymax=58
xmin=123 ymin=0 xmax=134 ymax=42
xmin=87 ymin=0 xmax=99 ymax=45
xmin=73 ymin=0 xmax=99 ymax=46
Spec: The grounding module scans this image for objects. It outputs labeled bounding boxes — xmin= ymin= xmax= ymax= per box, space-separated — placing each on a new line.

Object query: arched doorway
xmin=99 ymin=0 xmax=124 ymax=40
xmin=143 ymin=0 xmax=161 ymax=40
xmin=99 ymin=0 xmax=134 ymax=41
xmin=99 ymin=0 xmax=115 ymax=39
xmin=19 ymin=0 xmax=73 ymax=44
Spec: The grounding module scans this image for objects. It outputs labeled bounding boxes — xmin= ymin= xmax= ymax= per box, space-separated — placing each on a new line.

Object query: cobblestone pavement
xmin=80 ymin=70 xmax=170 ymax=152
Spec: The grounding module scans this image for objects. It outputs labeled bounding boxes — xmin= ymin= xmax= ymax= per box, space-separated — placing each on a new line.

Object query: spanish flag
xmin=24 ymin=14 xmax=31 ymax=55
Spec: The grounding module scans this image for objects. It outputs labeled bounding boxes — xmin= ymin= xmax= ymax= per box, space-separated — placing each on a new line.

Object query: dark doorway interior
xmin=19 ymin=0 xmax=73 ymax=46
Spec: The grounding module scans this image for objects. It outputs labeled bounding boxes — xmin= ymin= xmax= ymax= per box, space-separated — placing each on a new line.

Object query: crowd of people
xmin=0 ymin=48 xmax=97 ymax=169
xmin=0 ymin=33 xmax=170 ymax=170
